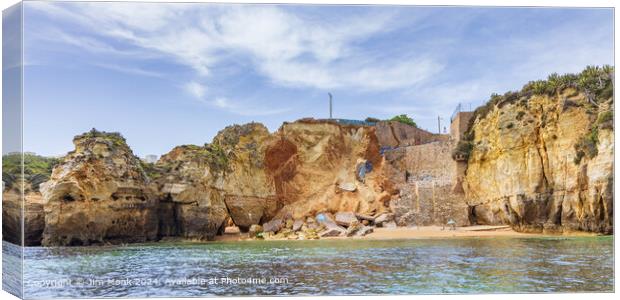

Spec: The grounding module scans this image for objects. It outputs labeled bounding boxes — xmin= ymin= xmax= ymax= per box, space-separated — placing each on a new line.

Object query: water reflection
xmin=18 ymin=237 xmax=613 ymax=297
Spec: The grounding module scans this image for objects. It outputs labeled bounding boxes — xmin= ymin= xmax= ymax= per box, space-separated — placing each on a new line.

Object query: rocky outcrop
xmin=153 ymin=123 xmax=275 ymax=239
xmin=215 ymin=123 xmax=278 ymax=229
xmin=31 ymin=120 xmax=398 ymax=245
xmin=153 ymin=146 xmax=230 ymax=240
xmin=375 ymin=121 xmax=447 ymax=148
xmin=2 ymin=182 xmax=47 ymax=246
xmin=2 ymin=154 xmax=59 ymax=246
xmin=465 ymin=87 xmax=613 ymax=234
xmin=13 ymin=68 xmax=612 ymax=247
xmin=40 ymin=130 xmax=159 ymax=246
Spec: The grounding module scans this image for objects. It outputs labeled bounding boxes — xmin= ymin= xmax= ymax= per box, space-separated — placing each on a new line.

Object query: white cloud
xmin=184 ymin=81 xmax=207 ymax=98
xmin=27 ymin=2 xmax=436 ymax=92
xmin=25 ymin=2 xmax=612 ymax=124
xmin=213 ymin=97 xmax=233 ymax=109
xmin=209 ymin=97 xmax=290 ymax=116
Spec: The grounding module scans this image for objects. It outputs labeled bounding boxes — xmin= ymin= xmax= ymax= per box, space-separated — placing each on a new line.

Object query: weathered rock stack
xmin=40 ymin=130 xmax=159 ymax=246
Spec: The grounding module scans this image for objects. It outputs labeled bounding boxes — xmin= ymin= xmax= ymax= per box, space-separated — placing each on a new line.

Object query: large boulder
xmin=224 ymin=196 xmax=267 ymax=231
xmin=316 ymin=212 xmax=346 ymax=237
xmin=335 ymin=211 xmax=358 ymax=227
xmin=374 ymin=213 xmax=394 ymax=226
xmin=292 ymin=219 xmax=304 ymax=231
xmin=262 ymin=218 xmax=283 ymax=233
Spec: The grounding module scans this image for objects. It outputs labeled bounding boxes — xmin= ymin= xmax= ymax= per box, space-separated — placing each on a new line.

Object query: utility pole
xmin=437 ymin=116 xmax=442 ymax=134
xmin=328 ymin=93 xmax=333 ymax=119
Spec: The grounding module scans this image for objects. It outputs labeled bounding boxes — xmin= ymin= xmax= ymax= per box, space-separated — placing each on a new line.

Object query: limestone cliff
xmin=153 ymin=122 xmax=275 ymax=239
xmin=9 ymin=67 xmax=612 ymax=246
xmin=2 ymin=153 xmax=59 ymax=245
xmin=40 ymin=130 xmax=159 ymax=246
xmin=2 ymin=188 xmax=45 ymax=246
xmin=464 ymin=67 xmax=613 ymax=234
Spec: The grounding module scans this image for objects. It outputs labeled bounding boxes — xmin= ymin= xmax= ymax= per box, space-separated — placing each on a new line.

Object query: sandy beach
xmin=212 ymin=225 xmax=602 ymax=242
xmin=359 ymin=225 xmax=540 ymax=239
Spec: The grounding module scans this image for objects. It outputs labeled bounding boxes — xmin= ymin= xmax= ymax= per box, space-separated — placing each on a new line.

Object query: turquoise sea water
xmin=11 ymin=237 xmax=615 ymax=297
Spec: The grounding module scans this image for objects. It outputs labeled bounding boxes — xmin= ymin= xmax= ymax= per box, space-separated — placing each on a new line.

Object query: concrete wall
xmin=384 ymin=140 xmax=470 ymax=226
xmin=450 ymin=112 xmax=474 ymax=141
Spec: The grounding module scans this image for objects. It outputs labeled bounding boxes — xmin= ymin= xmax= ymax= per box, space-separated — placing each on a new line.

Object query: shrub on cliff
xmin=2 ymin=153 xmax=61 ymax=191
xmin=574 ymin=127 xmax=598 ymax=164
xmin=520 ymin=65 xmax=614 ymax=105
xmin=573 ymin=109 xmax=613 ymax=164
xmin=204 ymin=143 xmax=229 ymax=172
xmin=597 ymin=110 xmax=614 ymax=129
xmin=388 ymin=114 xmax=417 ymax=127
xmin=139 ymin=160 xmax=163 ymax=180
xmin=463 ymin=65 xmax=614 ymax=156
xmin=451 ymin=140 xmax=473 ymax=161
xmin=74 ymin=128 xmax=128 ymax=148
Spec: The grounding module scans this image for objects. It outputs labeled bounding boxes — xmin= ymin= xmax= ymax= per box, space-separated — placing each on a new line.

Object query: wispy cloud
xmin=92 ymin=63 xmax=164 ymax=78
xmin=183 ymin=81 xmax=207 ymax=98
xmin=209 ymin=97 xmax=291 ymax=116
xmin=27 ymin=2 xmax=437 ymax=92
xmin=25 ymin=2 xmax=612 ymax=124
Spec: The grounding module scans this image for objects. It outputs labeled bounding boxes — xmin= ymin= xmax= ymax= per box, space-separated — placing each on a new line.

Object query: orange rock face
xmin=265 ymin=120 xmax=391 ymax=221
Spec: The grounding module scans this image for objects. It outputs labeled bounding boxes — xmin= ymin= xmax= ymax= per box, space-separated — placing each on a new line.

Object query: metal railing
xmin=331 ymin=119 xmax=377 ymax=126
xmin=450 ymin=103 xmax=463 ymax=123
xmin=450 ymin=102 xmax=477 ymax=123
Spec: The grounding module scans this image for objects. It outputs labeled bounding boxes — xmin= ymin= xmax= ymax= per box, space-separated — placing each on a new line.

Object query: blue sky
xmin=17 ymin=2 xmax=613 ymax=157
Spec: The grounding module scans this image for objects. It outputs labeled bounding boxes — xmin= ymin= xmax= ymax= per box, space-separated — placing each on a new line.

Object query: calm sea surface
xmin=11 ymin=237 xmax=614 ymax=297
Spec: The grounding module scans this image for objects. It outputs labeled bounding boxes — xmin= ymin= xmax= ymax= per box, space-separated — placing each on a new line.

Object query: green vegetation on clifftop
xmin=388 ymin=114 xmax=417 ymax=127
xmin=456 ymin=65 xmax=614 ymax=163
xmin=74 ymin=128 xmax=128 ymax=148
xmin=2 ymin=153 xmax=61 ymax=191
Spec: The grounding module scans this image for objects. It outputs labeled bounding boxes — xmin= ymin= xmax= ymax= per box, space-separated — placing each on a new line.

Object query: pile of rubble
xmin=244 ymin=211 xmax=398 ymax=240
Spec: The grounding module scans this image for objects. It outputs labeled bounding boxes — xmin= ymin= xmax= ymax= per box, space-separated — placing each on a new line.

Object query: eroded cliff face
xmin=465 ymin=89 xmax=613 ymax=234
xmin=40 ymin=131 xmax=159 ymax=246
xmin=2 ymin=187 xmax=45 ymax=246
xmin=35 ymin=121 xmax=393 ymax=245
xmin=2 ymin=154 xmax=60 ymax=245
xmin=153 ymin=122 xmax=275 ymax=239
xmin=264 ymin=120 xmax=391 ymax=220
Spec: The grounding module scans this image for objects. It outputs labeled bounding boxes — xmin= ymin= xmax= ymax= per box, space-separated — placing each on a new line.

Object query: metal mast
xmin=328 ymin=93 xmax=333 ymax=119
